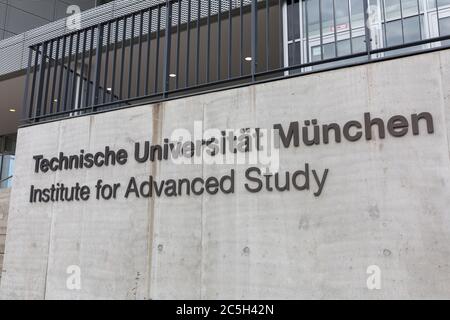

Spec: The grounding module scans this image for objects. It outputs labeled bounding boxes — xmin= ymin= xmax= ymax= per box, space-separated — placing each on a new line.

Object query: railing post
xmin=363 ymin=0 xmax=372 ymax=60
xmin=251 ymin=0 xmax=258 ymax=82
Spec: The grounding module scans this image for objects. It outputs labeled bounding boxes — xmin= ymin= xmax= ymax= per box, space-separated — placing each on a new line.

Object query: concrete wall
xmin=1 ymin=49 xmax=450 ymax=300
xmin=0 ymin=188 xmax=10 ymax=284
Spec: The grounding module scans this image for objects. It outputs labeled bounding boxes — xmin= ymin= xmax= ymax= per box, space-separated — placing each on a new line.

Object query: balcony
xmin=21 ymin=0 xmax=450 ymax=124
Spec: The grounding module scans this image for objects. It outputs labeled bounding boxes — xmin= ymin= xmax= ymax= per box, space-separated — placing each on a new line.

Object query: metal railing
xmin=0 ymin=175 xmax=13 ymax=189
xmin=0 ymin=176 xmax=12 ymax=185
xmin=21 ymin=0 xmax=450 ymax=124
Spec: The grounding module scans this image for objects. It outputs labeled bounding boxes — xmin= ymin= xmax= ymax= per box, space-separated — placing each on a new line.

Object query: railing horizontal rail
xmin=0 ymin=176 xmax=13 ymax=184
xmin=21 ymin=0 xmax=450 ymax=125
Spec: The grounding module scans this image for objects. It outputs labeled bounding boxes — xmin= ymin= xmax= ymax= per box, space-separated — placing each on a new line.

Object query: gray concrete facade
xmin=1 ymin=49 xmax=450 ymax=299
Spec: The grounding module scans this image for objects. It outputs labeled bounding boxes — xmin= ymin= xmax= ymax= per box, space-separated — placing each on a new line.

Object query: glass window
xmin=310 ymin=36 xmax=366 ymax=64
xmin=437 ymin=0 xmax=450 ymax=7
xmin=403 ymin=16 xmax=422 ymax=42
xmin=288 ymin=42 xmax=302 ymax=65
xmin=337 ymin=39 xmax=351 ymax=56
xmin=0 ymin=155 xmax=15 ymax=189
xmin=352 ymin=36 xmax=367 ymax=53
xmin=323 ymin=42 xmax=337 ymax=59
xmin=385 ymin=0 xmax=402 ymax=20
xmin=306 ymin=0 xmax=321 ymax=38
xmin=322 ymin=0 xmax=335 ymax=35
xmin=385 ymin=20 xmax=404 ymax=46
xmin=311 ymin=45 xmax=322 ymax=61
xmin=439 ymin=16 xmax=450 ymax=36
xmin=439 ymin=17 xmax=450 ymax=46
xmin=427 ymin=0 xmax=450 ymax=9
xmin=350 ymin=0 xmax=365 ymax=28
xmin=402 ymin=0 xmax=420 ymax=16
xmin=0 ymin=135 xmax=16 ymax=154
xmin=286 ymin=0 xmax=437 ymax=67
xmin=0 ymin=134 xmax=16 ymax=188
xmin=288 ymin=0 xmax=301 ymax=41
xmin=335 ymin=0 xmax=350 ymax=26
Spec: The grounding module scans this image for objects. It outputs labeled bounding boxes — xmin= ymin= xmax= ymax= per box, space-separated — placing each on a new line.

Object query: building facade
xmin=0 ymin=0 xmax=102 ymax=41
xmin=1 ymin=0 xmax=450 ymax=299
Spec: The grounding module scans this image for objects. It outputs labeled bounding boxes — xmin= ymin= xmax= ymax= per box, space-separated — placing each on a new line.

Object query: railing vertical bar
xmin=50 ymin=38 xmax=60 ymax=114
xmin=207 ymin=0 xmax=211 ymax=82
xmin=111 ymin=19 xmax=119 ymax=103
xmin=22 ymin=46 xmax=34 ymax=121
xmin=57 ymin=37 xmax=66 ymax=112
xmin=348 ymin=0 xmax=354 ymax=53
xmin=332 ymin=0 xmax=338 ymax=57
xmin=93 ymin=24 xmax=104 ymax=107
xmin=196 ymin=0 xmax=201 ymax=85
xmin=176 ymin=0 xmax=181 ymax=89
xmin=71 ymin=32 xmax=80 ymax=110
xmin=63 ymin=34 xmax=74 ymax=111
xmin=228 ymin=0 xmax=233 ymax=78
xmin=128 ymin=14 xmax=136 ymax=98
xmin=77 ymin=30 xmax=87 ymax=109
xmin=305 ymin=0 xmax=310 ymax=63
xmin=28 ymin=44 xmax=41 ymax=119
xmin=399 ymin=0 xmax=405 ymax=43
xmin=416 ymin=0 xmax=422 ymax=40
xmin=240 ymin=0 xmax=243 ymax=76
xmin=163 ymin=0 xmax=173 ymax=96
xmin=35 ymin=42 xmax=48 ymax=119
xmin=218 ymin=0 xmax=222 ymax=80
xmin=319 ymin=0 xmax=324 ymax=60
xmin=251 ymin=0 xmax=257 ymax=80
xmin=288 ymin=0 xmax=295 ymax=66
xmin=265 ymin=0 xmax=269 ymax=71
xmin=279 ymin=0 xmax=284 ymax=67
xmin=185 ymin=0 xmax=191 ymax=88
xmin=119 ymin=18 xmax=127 ymax=101
xmin=102 ymin=21 xmax=112 ymax=103
xmin=42 ymin=40 xmax=54 ymax=116
xmin=85 ymin=27 xmax=95 ymax=109
xmin=155 ymin=6 xmax=162 ymax=93
xmin=136 ymin=12 xmax=144 ymax=97
xmin=145 ymin=9 xmax=153 ymax=95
